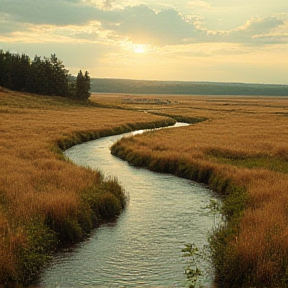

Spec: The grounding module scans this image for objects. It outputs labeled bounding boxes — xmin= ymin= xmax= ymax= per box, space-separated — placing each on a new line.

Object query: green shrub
xmin=45 ymin=214 xmax=83 ymax=244
xmin=97 ymin=193 xmax=122 ymax=219
xmin=16 ymin=219 xmax=57 ymax=285
xmin=101 ymin=177 xmax=127 ymax=209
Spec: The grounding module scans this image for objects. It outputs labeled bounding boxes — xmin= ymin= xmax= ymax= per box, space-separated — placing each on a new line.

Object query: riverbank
xmin=37 ymin=127 xmax=217 ymax=287
xmin=0 ymin=89 xmax=175 ymax=285
xmin=107 ymin=93 xmax=288 ymax=287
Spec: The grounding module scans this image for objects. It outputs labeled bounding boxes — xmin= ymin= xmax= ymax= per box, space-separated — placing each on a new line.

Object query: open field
xmin=2 ymin=89 xmax=288 ymax=287
xmin=106 ymin=93 xmax=288 ymax=287
xmin=0 ymin=88 xmax=174 ymax=285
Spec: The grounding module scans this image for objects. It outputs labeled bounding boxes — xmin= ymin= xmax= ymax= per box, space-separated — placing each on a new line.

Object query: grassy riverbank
xmin=108 ymin=94 xmax=288 ymax=287
xmin=0 ymin=88 xmax=175 ymax=285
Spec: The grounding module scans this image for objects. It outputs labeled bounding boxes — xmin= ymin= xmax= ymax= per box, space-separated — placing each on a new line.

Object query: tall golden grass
xmin=108 ymin=93 xmax=288 ymax=287
xmin=0 ymin=88 xmax=174 ymax=284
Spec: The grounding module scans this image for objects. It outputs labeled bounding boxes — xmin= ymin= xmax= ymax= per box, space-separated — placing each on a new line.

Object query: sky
xmin=0 ymin=0 xmax=288 ymax=84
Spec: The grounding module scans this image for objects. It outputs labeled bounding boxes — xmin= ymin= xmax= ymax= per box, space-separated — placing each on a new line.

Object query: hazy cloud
xmin=102 ymin=5 xmax=200 ymax=45
xmin=225 ymin=16 xmax=287 ymax=45
xmin=237 ymin=17 xmax=284 ymax=36
xmin=0 ymin=0 xmax=287 ymax=47
xmin=102 ymin=0 xmax=116 ymax=10
xmin=187 ymin=1 xmax=211 ymax=10
xmin=0 ymin=18 xmax=27 ymax=35
xmin=0 ymin=0 xmax=98 ymax=25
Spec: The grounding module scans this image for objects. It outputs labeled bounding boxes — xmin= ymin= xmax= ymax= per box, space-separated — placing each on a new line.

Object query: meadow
xmin=2 ymin=89 xmax=288 ymax=287
xmin=0 ymin=88 xmax=174 ymax=285
xmin=106 ymin=93 xmax=288 ymax=287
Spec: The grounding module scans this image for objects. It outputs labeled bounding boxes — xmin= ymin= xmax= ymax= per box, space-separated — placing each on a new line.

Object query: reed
xmin=109 ymin=94 xmax=288 ymax=287
xmin=0 ymin=88 xmax=174 ymax=285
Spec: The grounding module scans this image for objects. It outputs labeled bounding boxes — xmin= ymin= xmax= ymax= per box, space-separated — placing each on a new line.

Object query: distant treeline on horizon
xmin=90 ymin=78 xmax=288 ymax=96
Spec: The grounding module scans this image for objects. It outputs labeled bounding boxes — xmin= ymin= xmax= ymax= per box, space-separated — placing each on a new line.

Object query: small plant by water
xmin=203 ymin=199 xmax=222 ymax=227
xmin=182 ymin=243 xmax=204 ymax=288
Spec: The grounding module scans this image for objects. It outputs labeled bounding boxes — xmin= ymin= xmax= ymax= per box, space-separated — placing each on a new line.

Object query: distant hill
xmin=90 ymin=78 xmax=288 ymax=96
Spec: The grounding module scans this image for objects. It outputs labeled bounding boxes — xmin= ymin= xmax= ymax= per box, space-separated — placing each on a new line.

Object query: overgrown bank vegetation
xmin=0 ymin=88 xmax=175 ymax=285
xmin=109 ymin=94 xmax=288 ymax=287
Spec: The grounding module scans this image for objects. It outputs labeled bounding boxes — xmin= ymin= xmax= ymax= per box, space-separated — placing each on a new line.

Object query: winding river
xmin=36 ymin=123 xmax=220 ymax=288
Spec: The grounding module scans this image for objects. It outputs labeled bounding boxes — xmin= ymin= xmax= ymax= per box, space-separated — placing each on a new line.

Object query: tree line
xmin=0 ymin=50 xmax=91 ymax=100
xmin=91 ymin=78 xmax=288 ymax=96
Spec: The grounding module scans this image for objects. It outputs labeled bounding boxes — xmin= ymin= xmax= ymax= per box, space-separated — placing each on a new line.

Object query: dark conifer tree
xmin=47 ymin=54 xmax=69 ymax=97
xmin=84 ymin=70 xmax=91 ymax=96
xmin=1 ymin=51 xmax=13 ymax=88
xmin=0 ymin=50 xmax=90 ymax=100
xmin=76 ymin=70 xmax=91 ymax=100
xmin=27 ymin=56 xmax=49 ymax=94
xmin=11 ymin=54 xmax=30 ymax=91
xmin=0 ymin=50 xmax=4 ymax=87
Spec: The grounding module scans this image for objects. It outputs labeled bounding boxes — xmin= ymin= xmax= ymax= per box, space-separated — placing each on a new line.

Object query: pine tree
xmin=76 ymin=70 xmax=91 ymax=100
xmin=27 ymin=56 xmax=49 ymax=94
xmin=0 ymin=50 xmax=4 ymax=87
xmin=11 ymin=54 xmax=30 ymax=91
xmin=47 ymin=54 xmax=69 ymax=97
xmin=0 ymin=50 xmax=90 ymax=100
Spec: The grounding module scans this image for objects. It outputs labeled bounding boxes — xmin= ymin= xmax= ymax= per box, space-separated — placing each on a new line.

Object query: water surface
xmin=37 ymin=123 xmax=219 ymax=288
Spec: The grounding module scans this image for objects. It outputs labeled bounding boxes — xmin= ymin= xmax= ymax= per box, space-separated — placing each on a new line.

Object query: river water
xmin=36 ymin=123 xmax=220 ymax=288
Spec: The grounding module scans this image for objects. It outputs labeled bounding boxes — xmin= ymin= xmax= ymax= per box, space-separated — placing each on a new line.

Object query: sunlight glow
xmin=133 ymin=44 xmax=146 ymax=54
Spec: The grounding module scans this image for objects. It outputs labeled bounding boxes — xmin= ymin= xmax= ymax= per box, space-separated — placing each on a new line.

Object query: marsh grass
xmin=0 ymin=89 xmax=175 ymax=285
xmin=213 ymin=154 xmax=288 ymax=173
xmin=110 ymin=94 xmax=288 ymax=287
xmin=206 ymin=147 xmax=288 ymax=173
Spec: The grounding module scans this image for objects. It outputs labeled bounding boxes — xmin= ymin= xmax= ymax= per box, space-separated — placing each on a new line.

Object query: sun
xmin=133 ymin=44 xmax=146 ymax=54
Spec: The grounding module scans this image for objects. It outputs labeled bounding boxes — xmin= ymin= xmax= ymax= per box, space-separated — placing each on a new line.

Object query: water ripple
xmin=37 ymin=124 xmax=219 ymax=288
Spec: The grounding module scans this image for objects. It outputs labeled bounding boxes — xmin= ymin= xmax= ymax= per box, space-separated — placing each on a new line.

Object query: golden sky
xmin=1 ymin=0 xmax=288 ymax=84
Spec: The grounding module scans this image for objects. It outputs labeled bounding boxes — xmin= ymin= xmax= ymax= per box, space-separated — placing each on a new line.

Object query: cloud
xmin=225 ymin=16 xmax=288 ymax=45
xmin=0 ymin=0 xmax=287 ymax=47
xmin=0 ymin=19 xmax=27 ymax=35
xmin=187 ymin=1 xmax=211 ymax=10
xmin=102 ymin=5 xmax=200 ymax=45
xmin=0 ymin=0 xmax=98 ymax=25
xmin=102 ymin=0 xmax=116 ymax=10
xmin=0 ymin=0 xmax=201 ymax=45
xmin=236 ymin=17 xmax=284 ymax=36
